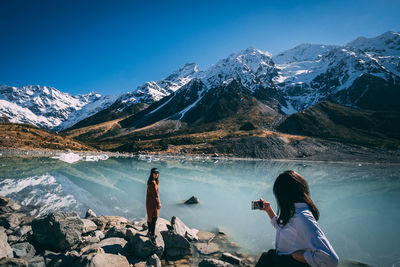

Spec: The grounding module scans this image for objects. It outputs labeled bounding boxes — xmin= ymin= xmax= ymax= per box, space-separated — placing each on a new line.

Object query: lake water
xmin=1 ymin=155 xmax=399 ymax=266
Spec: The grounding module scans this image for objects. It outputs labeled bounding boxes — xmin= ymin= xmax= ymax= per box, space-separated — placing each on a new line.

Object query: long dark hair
xmin=147 ymin=168 xmax=159 ymax=185
xmin=273 ymin=170 xmax=319 ymax=226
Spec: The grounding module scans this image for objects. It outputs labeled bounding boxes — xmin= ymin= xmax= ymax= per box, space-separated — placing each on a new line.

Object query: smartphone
xmin=251 ymin=200 xmax=264 ymax=210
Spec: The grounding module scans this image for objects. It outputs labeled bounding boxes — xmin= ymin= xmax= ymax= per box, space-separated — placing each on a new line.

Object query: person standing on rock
xmin=256 ymin=170 xmax=339 ymax=267
xmin=146 ymin=168 xmax=161 ymax=240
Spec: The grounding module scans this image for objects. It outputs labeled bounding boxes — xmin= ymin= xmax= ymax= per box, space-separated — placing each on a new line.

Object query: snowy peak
xmin=199 ymin=46 xmax=277 ymax=90
xmin=273 ymin=43 xmax=338 ymax=64
xmin=129 ymin=62 xmax=200 ymax=104
xmin=346 ymin=31 xmax=400 ymax=56
xmin=165 ymin=63 xmax=199 ymax=81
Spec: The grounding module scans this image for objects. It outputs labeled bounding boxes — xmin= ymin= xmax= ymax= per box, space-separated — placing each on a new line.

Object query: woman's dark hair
xmin=147 ymin=168 xmax=159 ymax=185
xmin=273 ymin=170 xmax=319 ymax=226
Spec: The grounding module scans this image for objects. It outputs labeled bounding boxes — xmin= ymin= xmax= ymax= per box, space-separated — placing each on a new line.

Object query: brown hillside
xmin=0 ymin=123 xmax=94 ymax=151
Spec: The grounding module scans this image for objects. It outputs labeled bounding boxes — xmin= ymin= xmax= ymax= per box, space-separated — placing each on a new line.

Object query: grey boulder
xmin=129 ymin=232 xmax=164 ymax=259
xmin=160 ymin=230 xmax=191 ymax=258
xmin=171 ymin=216 xmax=198 ymax=241
xmin=11 ymin=242 xmax=36 ymax=259
xmin=31 ymin=212 xmax=84 ymax=251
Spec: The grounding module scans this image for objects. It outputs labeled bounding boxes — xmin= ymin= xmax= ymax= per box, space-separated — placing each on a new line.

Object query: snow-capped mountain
xmin=346 ymin=31 xmax=400 ymax=76
xmin=194 ymin=47 xmax=278 ymax=91
xmin=2 ymin=31 xmax=399 ymax=132
xmin=0 ymin=85 xmax=118 ymax=130
xmin=274 ymin=31 xmax=400 ymax=112
xmin=130 ymin=62 xmax=200 ymax=104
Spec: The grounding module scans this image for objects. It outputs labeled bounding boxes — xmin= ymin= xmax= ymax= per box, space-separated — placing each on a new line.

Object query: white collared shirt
xmin=271 ymin=203 xmax=339 ymax=267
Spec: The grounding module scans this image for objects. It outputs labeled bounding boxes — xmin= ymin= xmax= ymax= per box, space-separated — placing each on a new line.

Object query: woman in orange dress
xmin=146 ymin=168 xmax=161 ymax=239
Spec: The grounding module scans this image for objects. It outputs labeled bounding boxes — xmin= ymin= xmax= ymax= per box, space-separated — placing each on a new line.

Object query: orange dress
xmin=146 ymin=179 xmax=160 ymax=222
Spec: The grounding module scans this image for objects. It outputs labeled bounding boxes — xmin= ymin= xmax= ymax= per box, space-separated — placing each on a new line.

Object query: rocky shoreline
xmin=1 ymin=147 xmax=400 ymax=164
xmin=0 ymin=196 xmax=376 ymax=267
xmin=0 ymin=196 xmax=257 ymax=267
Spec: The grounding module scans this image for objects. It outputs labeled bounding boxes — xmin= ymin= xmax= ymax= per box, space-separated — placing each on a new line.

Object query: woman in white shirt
xmin=256 ymin=170 xmax=339 ymax=267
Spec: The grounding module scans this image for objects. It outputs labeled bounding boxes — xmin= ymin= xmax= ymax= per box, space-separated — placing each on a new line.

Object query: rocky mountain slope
xmin=2 ymin=31 xmax=400 ymax=156
xmin=277 ymin=101 xmax=400 ymax=148
xmin=0 ymin=123 xmax=94 ymax=150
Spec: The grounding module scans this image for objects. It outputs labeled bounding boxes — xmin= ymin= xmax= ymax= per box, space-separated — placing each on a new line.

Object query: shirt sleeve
xmin=300 ymin=213 xmax=339 ymax=267
xmin=270 ymin=215 xmax=278 ymax=229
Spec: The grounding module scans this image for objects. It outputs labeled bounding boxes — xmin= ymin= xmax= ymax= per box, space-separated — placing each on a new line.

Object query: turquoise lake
xmin=1 ymin=156 xmax=399 ymax=266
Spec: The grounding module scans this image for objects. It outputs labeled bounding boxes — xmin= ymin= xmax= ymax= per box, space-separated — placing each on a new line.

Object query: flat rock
xmin=81 ymin=219 xmax=97 ymax=234
xmin=199 ymin=258 xmax=233 ymax=267
xmin=79 ymin=251 xmax=130 ymax=267
xmin=11 ymin=242 xmax=36 ymax=259
xmin=91 ymin=216 xmax=129 ymax=231
xmin=197 ymin=231 xmax=215 ymax=242
xmin=80 ymin=237 xmax=127 ymax=255
xmin=31 ymin=212 xmax=84 ymax=251
xmin=194 ymin=242 xmax=220 ymax=255
xmin=0 ymin=226 xmax=13 ymax=259
xmin=0 ymin=257 xmax=28 ymax=266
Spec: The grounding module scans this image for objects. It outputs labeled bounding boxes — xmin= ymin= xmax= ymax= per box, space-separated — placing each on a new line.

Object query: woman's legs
xmin=256 ymin=249 xmax=277 ymax=267
xmin=256 ymin=250 xmax=310 ymax=267
xmin=148 ymin=217 xmax=158 ymax=237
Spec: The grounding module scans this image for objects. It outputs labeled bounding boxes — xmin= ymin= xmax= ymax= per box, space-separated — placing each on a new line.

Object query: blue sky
xmin=1 ymin=0 xmax=399 ymax=95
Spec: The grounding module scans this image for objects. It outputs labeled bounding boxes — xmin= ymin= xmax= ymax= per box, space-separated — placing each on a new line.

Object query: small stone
xmin=199 ymin=258 xmax=233 ymax=267
xmin=79 ymin=252 xmax=130 ymax=267
xmin=194 ymin=242 xmax=219 ymax=255
xmin=184 ymin=196 xmax=199 ymax=204
xmin=197 ymin=231 xmax=215 ymax=243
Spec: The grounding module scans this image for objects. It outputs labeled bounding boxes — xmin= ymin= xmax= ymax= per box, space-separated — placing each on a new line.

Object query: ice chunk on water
xmin=82 ymin=154 xmax=109 ymax=162
xmin=52 ymin=152 xmax=81 ymax=163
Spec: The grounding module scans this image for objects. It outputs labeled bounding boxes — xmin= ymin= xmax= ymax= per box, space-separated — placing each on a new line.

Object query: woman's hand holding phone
xmin=259 ymin=198 xmax=277 ymax=219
